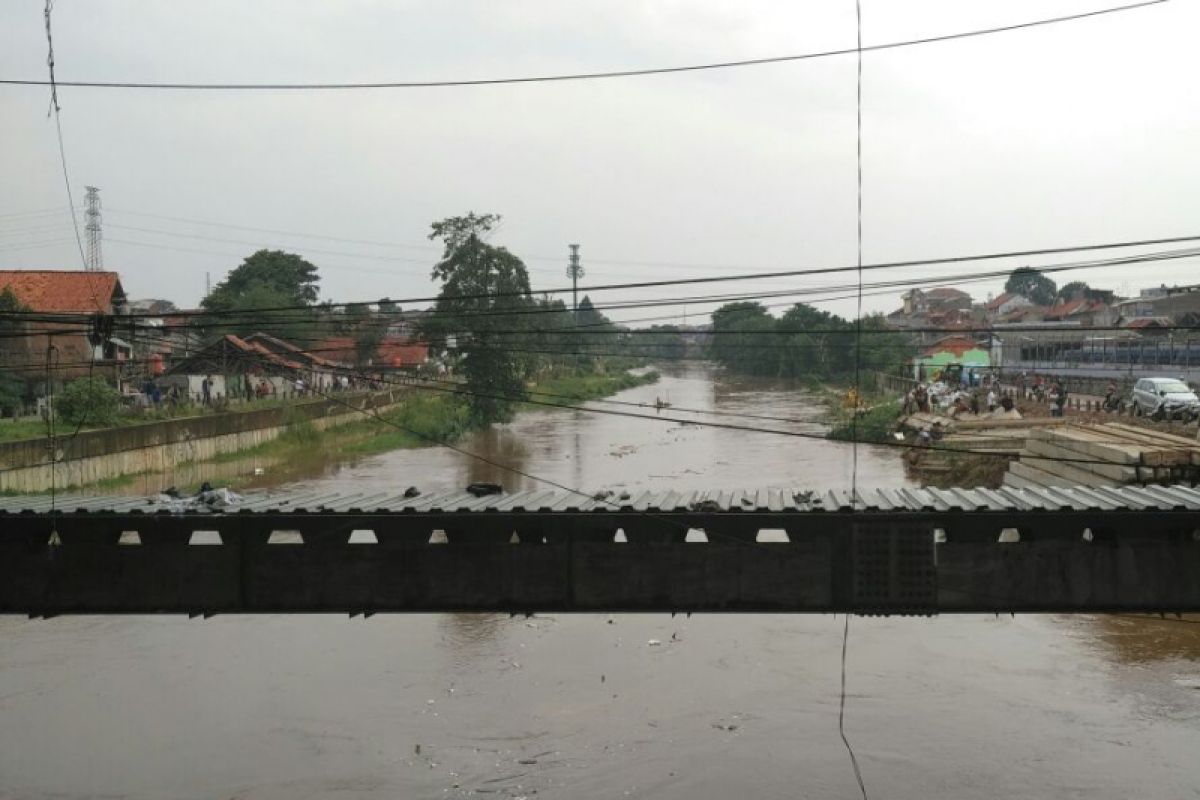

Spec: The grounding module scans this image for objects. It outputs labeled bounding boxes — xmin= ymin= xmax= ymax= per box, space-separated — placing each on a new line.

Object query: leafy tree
xmin=710 ymin=302 xmax=781 ymax=375
xmin=56 ymin=377 xmax=120 ymax=428
xmin=1005 ymin=267 xmax=1057 ymax=306
xmin=421 ymin=213 xmax=533 ymax=424
xmin=568 ymin=295 xmax=619 ymax=365
xmin=202 ymin=250 xmax=321 ymax=340
xmin=1057 ymin=281 xmax=1089 ymax=301
xmin=521 ymin=295 xmax=576 ymax=373
xmin=630 ymin=325 xmax=687 ymax=360
xmin=708 ymin=301 xmax=915 ymax=379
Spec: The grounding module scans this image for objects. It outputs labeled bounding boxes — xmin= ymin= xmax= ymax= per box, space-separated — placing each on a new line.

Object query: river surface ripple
xmin=2 ymin=364 xmax=1198 ymax=799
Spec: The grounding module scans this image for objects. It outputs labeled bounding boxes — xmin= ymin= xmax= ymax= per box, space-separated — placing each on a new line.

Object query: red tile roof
xmin=1123 ymin=316 xmax=1172 ymax=329
xmin=0 ymin=270 xmax=124 ymax=313
xmin=245 ymin=332 xmax=341 ymax=368
xmin=921 ymin=336 xmax=982 ymax=357
xmin=1043 ymin=298 xmax=1106 ymax=321
xmin=377 ymin=339 xmax=429 ymax=367
xmin=312 ymin=336 xmax=428 ymax=367
xmin=926 ymin=287 xmax=970 ymax=300
xmin=985 ymin=292 xmax=1016 ymax=311
xmin=1002 ymin=306 xmax=1047 ymax=322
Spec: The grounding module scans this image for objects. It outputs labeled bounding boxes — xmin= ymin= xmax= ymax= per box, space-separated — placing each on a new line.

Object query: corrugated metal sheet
xmin=1 ymin=485 xmax=1198 ymax=516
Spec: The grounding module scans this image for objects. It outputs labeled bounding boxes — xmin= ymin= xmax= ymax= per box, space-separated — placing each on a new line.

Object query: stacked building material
xmin=903 ymin=414 xmax=1065 ymax=472
xmin=1004 ymin=423 xmax=1200 ymax=490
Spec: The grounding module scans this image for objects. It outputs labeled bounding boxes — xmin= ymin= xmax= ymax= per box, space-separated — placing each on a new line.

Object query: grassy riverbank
xmin=0 ymin=395 xmax=327 ymax=444
xmin=212 ymin=368 xmax=658 ymax=486
xmin=34 ymin=368 xmax=661 ymax=494
xmin=808 ymin=376 xmax=903 ymax=444
xmin=825 ymin=399 xmax=905 ymax=444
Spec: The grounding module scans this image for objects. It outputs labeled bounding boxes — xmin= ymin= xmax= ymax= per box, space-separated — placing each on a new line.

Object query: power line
xmin=0 ymin=232 xmax=1187 ymax=325
xmin=0 ymin=207 xmax=78 ymax=220
xmin=0 ymin=1 xmax=1164 ymax=92
xmin=106 ymin=205 xmax=1001 ymax=275
xmin=0 ymin=237 xmax=76 ymax=253
xmin=42 ymin=0 xmax=86 ymax=274
xmin=105 ymin=222 xmax=432 ymax=265
xmin=844 ymin=2 xmax=870 ymax=791
xmin=54 ymin=236 xmax=1200 ymax=321
xmin=4 ymin=326 xmax=1186 ymax=472
xmin=851 ymin=0 xmax=866 ymax=501
xmin=106 ymin=207 xmax=439 ymax=251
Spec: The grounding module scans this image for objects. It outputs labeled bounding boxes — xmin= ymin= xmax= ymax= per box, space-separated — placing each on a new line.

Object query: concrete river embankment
xmin=0 ymin=388 xmax=410 ymax=493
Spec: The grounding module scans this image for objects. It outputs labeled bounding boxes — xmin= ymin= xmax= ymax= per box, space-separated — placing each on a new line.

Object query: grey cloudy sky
xmin=2 ymin=0 xmax=1197 ymax=322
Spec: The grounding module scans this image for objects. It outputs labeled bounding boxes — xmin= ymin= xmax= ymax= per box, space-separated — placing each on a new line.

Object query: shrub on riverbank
xmin=57 ymin=378 xmax=121 ymax=428
xmin=381 ymin=393 xmax=473 ymax=442
xmin=826 ymin=399 xmax=903 ymax=444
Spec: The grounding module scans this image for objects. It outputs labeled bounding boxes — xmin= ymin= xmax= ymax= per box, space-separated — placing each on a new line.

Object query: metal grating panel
xmin=851 ymin=522 xmax=937 ymax=614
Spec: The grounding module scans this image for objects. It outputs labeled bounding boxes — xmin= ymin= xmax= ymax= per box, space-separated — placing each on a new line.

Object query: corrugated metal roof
xmin=1 ymin=485 xmax=1198 ymax=516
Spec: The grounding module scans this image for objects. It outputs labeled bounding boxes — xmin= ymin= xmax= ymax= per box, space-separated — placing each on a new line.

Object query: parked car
xmin=1130 ymin=377 xmax=1200 ymax=420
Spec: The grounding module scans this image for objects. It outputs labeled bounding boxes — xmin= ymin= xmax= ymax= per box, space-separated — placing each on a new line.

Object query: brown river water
xmin=2 ymin=364 xmax=1199 ymax=799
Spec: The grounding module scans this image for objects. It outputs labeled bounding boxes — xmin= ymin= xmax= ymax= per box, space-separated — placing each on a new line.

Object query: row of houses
xmin=0 ymin=270 xmax=429 ymax=401
xmin=894 ymin=283 xmax=1200 ymax=380
xmin=891 ymin=283 xmax=1200 ymax=340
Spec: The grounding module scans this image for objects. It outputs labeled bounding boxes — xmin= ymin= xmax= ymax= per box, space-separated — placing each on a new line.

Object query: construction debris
xmin=1002 ymin=422 xmax=1200 ymax=490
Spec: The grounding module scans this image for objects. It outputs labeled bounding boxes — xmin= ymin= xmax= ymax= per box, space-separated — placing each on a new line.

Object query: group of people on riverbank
xmin=130 ymin=371 xmax=374 ymax=413
xmin=902 ymin=378 xmax=1018 ymax=420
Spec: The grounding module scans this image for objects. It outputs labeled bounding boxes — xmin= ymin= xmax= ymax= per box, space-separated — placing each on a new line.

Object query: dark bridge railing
xmin=2 ymin=485 xmax=1198 ymax=616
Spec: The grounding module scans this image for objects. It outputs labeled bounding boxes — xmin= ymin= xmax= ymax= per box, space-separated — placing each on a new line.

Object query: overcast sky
xmin=2 ymin=0 xmax=1198 ymax=323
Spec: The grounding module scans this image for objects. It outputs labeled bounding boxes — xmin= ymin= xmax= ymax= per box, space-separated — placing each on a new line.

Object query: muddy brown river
xmin=2 ymin=364 xmax=1198 ymax=799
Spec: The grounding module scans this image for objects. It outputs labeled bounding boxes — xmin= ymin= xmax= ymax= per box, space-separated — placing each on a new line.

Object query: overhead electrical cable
xmin=0 ymin=1 xmax=1164 ymax=92
xmin=25 ymin=235 xmax=1200 ymax=321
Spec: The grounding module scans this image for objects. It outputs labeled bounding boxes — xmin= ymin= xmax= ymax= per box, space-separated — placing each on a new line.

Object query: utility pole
xmin=567 ymin=244 xmax=583 ymax=315
xmin=83 ymin=186 xmax=102 ymax=271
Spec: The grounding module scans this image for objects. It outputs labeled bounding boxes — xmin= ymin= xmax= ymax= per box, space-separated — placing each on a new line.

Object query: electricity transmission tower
xmin=83 ymin=186 xmax=103 ymax=271
xmin=567 ymin=243 xmax=583 ymax=314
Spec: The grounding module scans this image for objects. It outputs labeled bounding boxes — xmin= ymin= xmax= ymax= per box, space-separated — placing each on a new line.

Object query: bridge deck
xmin=2 ymin=486 xmax=1199 ymax=615
xmin=5 ymin=483 xmax=1200 ymax=515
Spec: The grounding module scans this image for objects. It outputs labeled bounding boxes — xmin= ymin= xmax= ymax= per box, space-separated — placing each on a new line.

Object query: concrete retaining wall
xmin=0 ymin=389 xmax=410 ymax=493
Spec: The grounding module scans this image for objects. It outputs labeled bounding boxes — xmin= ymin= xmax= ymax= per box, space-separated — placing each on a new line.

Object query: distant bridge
xmin=2 ymin=486 xmax=1199 ymax=616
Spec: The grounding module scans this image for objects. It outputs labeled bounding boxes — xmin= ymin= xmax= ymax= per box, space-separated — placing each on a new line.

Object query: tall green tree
xmin=1005 ymin=267 xmax=1057 ymax=306
xmin=1056 ymin=280 xmax=1089 ymax=302
xmin=629 ymin=325 xmax=687 ymax=360
xmin=710 ymin=302 xmax=781 ymax=375
xmin=708 ymin=301 xmax=915 ymax=379
xmin=421 ymin=213 xmax=533 ymax=424
xmin=201 ymin=250 xmax=321 ymax=340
